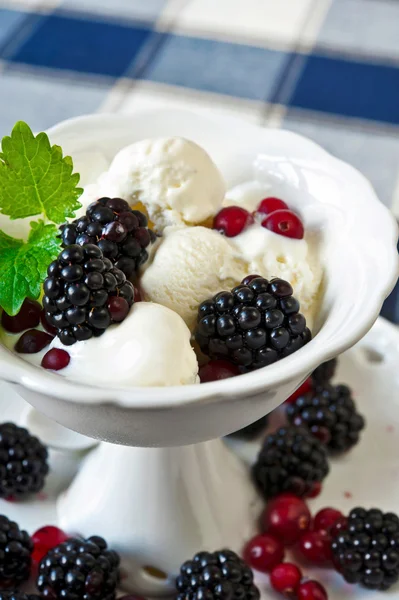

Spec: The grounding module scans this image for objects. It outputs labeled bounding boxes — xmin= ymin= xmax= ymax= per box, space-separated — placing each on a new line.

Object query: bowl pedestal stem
xmin=57 ymin=438 xmax=261 ymax=596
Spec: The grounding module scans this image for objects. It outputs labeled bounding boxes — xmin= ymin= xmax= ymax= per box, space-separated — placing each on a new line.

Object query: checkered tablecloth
xmin=0 ymin=0 xmax=398 ymax=317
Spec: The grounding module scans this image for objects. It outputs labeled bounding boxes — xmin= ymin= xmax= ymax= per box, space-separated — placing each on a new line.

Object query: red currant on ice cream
xmin=297 ymin=530 xmax=332 ymax=565
xmin=261 ymin=209 xmax=304 ymax=239
xmin=199 ymin=360 xmax=240 ymax=383
xmin=297 ymin=580 xmax=328 ymax=600
xmin=262 ymin=494 xmax=311 ymax=545
xmin=257 ymin=197 xmax=288 ymax=216
xmin=41 ymin=348 xmax=70 ymax=371
xmin=213 ymin=206 xmax=254 ymax=237
xmin=1 ymin=298 xmax=41 ymax=333
xmin=243 ymin=533 xmax=285 ymax=573
xmin=270 ymin=562 xmax=302 ymax=598
xmin=314 ymin=508 xmax=344 ymax=533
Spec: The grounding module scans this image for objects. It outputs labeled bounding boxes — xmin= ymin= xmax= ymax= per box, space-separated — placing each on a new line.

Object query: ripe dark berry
xmin=37 ymin=536 xmax=120 ymax=600
xmin=256 ymin=197 xmax=288 ymax=216
xmin=262 ymin=494 xmax=311 ymax=546
xmin=331 ymin=507 xmax=399 ymax=590
xmin=175 ymin=549 xmax=260 ymax=600
xmin=0 ymin=515 xmax=33 ymax=587
xmin=60 ymin=198 xmax=153 ymax=277
xmin=253 ymin=427 xmax=329 ymax=500
xmin=43 ymin=244 xmax=134 ymax=345
xmin=41 ymin=348 xmax=70 ymax=371
xmin=1 ymin=299 xmax=41 ymax=333
xmin=195 ymin=277 xmax=311 ymax=370
xmin=286 ymin=383 xmax=365 ymax=454
xmin=297 ymin=580 xmax=328 ymax=600
xmin=14 ymin=330 xmax=53 ymax=354
xmin=213 ymin=206 xmax=254 ymax=237
xmin=0 ymin=422 xmax=48 ymax=499
xmin=312 ymin=358 xmax=338 ymax=384
xmin=270 ymin=562 xmax=302 ymax=597
xmin=243 ymin=534 xmax=285 ymax=573
xmin=261 ymin=210 xmax=304 ymax=239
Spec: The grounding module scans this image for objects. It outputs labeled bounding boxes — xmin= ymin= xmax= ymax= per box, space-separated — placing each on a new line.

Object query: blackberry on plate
xmin=176 ymin=549 xmax=260 ymax=600
xmin=60 ymin=197 xmax=156 ymax=278
xmin=252 ymin=426 xmax=329 ymax=500
xmin=0 ymin=422 xmax=48 ymax=499
xmin=195 ymin=276 xmax=311 ymax=370
xmin=37 ymin=535 xmax=120 ymax=600
xmin=331 ymin=507 xmax=399 ymax=591
xmin=286 ymin=383 xmax=365 ymax=454
xmin=312 ymin=358 xmax=337 ymax=384
xmin=228 ymin=415 xmax=269 ymax=440
xmin=0 ymin=594 xmax=41 ymax=600
xmin=0 ymin=515 xmax=33 ymax=588
xmin=43 ymin=244 xmax=135 ymax=345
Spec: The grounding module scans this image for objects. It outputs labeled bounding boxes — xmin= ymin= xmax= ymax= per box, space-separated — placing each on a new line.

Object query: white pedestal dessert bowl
xmin=0 ymin=111 xmax=397 ymax=595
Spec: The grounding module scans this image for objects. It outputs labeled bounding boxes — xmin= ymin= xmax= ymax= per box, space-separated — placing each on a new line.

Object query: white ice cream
xmin=79 ymin=137 xmax=226 ymax=232
xmin=50 ymin=302 xmax=199 ymax=387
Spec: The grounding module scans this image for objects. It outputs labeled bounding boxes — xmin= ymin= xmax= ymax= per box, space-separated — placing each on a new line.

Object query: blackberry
xmin=0 ymin=594 xmax=41 ymax=600
xmin=0 ymin=422 xmax=48 ymax=499
xmin=0 ymin=515 xmax=33 ymax=588
xmin=331 ymin=507 xmax=399 ymax=590
xmin=252 ymin=426 xmax=329 ymax=500
xmin=312 ymin=357 xmax=338 ymax=384
xmin=176 ymin=549 xmax=260 ymax=600
xmin=286 ymin=383 xmax=365 ymax=454
xmin=37 ymin=536 xmax=120 ymax=600
xmin=195 ymin=276 xmax=311 ymax=370
xmin=228 ymin=415 xmax=269 ymax=440
xmin=43 ymin=244 xmax=134 ymax=345
xmin=60 ymin=197 xmax=156 ymax=278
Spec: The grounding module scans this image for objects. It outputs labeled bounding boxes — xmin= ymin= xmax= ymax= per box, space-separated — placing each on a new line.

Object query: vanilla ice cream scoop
xmin=49 ymin=302 xmax=199 ymax=387
xmin=85 ymin=137 xmax=226 ymax=232
xmin=141 ymin=226 xmax=247 ymax=330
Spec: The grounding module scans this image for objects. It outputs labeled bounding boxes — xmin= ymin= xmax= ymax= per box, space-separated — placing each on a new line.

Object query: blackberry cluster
xmin=228 ymin=415 xmax=269 ymax=440
xmin=43 ymin=244 xmax=134 ymax=345
xmin=195 ymin=276 xmax=311 ymax=370
xmin=60 ymin=197 xmax=156 ymax=278
xmin=0 ymin=515 xmax=33 ymax=588
xmin=252 ymin=426 xmax=329 ymax=500
xmin=176 ymin=549 xmax=260 ymax=600
xmin=331 ymin=507 xmax=399 ymax=591
xmin=312 ymin=357 xmax=338 ymax=384
xmin=0 ymin=422 xmax=48 ymax=498
xmin=37 ymin=536 xmax=120 ymax=600
xmin=286 ymin=383 xmax=365 ymax=454
xmin=0 ymin=594 xmax=41 ymax=600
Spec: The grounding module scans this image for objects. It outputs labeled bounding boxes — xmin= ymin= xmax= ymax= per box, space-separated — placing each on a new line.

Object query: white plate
xmin=1 ymin=317 xmax=399 ymax=599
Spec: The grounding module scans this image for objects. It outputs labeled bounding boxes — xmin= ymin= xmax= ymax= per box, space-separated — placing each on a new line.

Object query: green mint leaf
xmin=0 ymin=221 xmax=61 ymax=316
xmin=0 ymin=121 xmax=82 ymax=223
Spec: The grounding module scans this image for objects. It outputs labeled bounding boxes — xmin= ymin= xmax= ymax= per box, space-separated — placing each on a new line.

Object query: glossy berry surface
xmin=196 ymin=277 xmax=311 ymax=370
xmin=243 ymin=534 xmax=285 ymax=573
xmin=314 ymin=508 xmax=344 ymax=533
xmin=262 ymin=494 xmax=311 ymax=545
xmin=285 ymin=378 xmax=313 ymax=405
xmin=297 ymin=530 xmax=332 ymax=565
xmin=213 ymin=206 xmax=254 ymax=237
xmin=14 ymin=329 xmax=53 ymax=354
xmin=107 ymin=296 xmax=130 ymax=322
xmin=256 ymin=197 xmax=288 ymax=216
xmin=253 ymin=427 xmax=329 ymax=500
xmin=37 ymin=536 xmax=120 ymax=600
xmin=0 ymin=515 xmax=33 ymax=588
xmin=0 ymin=423 xmax=48 ymax=499
xmin=175 ymin=549 xmax=260 ymax=600
xmin=1 ymin=299 xmax=41 ymax=334
xmin=331 ymin=507 xmax=399 ymax=590
xmin=261 ymin=209 xmax=304 ymax=239
xmin=199 ymin=359 xmax=240 ymax=383
xmin=40 ymin=309 xmax=57 ymax=335
xmin=32 ymin=526 xmax=69 ymax=567
xmin=270 ymin=562 xmax=302 ymax=598
xmin=297 ymin=580 xmax=328 ymax=600
xmin=41 ymin=348 xmax=70 ymax=371
xmin=60 ymin=197 xmax=155 ymax=277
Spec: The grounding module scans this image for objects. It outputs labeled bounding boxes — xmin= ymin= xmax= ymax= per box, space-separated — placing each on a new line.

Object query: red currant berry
xmin=261 ymin=209 xmax=304 ymax=239
xmin=262 ymin=494 xmax=311 ymax=546
xmin=243 ymin=533 xmax=285 ymax=573
xmin=213 ymin=206 xmax=254 ymax=237
xmin=108 ymin=296 xmax=130 ymax=322
xmin=15 ymin=330 xmax=53 ymax=354
xmin=304 ymin=481 xmax=322 ymax=499
xmin=1 ymin=298 xmax=41 ymax=333
xmin=257 ymin=197 xmax=288 ymax=216
xmin=314 ymin=508 xmax=344 ymax=533
xmin=32 ymin=526 xmax=68 ymax=565
xmin=297 ymin=530 xmax=332 ymax=566
xmin=297 ymin=580 xmax=328 ymax=600
xmin=199 ymin=360 xmax=240 ymax=383
xmin=270 ymin=562 xmax=302 ymax=598
xmin=41 ymin=349 xmax=70 ymax=371
xmin=329 ymin=516 xmax=348 ymax=537
xmin=285 ymin=378 xmax=313 ymax=404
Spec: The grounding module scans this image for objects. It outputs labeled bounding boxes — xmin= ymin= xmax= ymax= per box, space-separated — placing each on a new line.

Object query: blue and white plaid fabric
xmin=0 ymin=0 xmax=398 ymax=317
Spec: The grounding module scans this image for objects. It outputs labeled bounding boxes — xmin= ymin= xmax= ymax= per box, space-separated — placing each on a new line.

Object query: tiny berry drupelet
xmin=43 ymin=243 xmax=134 ymax=345
xmin=37 ymin=536 xmax=120 ymax=600
xmin=0 ymin=515 xmax=33 ymax=588
xmin=195 ymin=276 xmax=311 ymax=370
xmin=331 ymin=507 xmax=399 ymax=590
xmin=243 ymin=533 xmax=285 ymax=573
xmin=286 ymin=383 xmax=365 ymax=454
xmin=253 ymin=426 xmax=329 ymax=500
xmin=270 ymin=562 xmax=302 ymax=597
xmin=1 ymin=299 xmax=41 ymax=334
xmin=262 ymin=494 xmax=311 ymax=546
xmin=60 ymin=197 xmax=155 ymax=278
xmin=0 ymin=423 xmax=48 ymax=499
xmin=213 ymin=206 xmax=254 ymax=237
xmin=297 ymin=580 xmax=328 ymax=600
xmin=175 ymin=549 xmax=260 ymax=600
xmin=261 ymin=210 xmax=304 ymax=239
